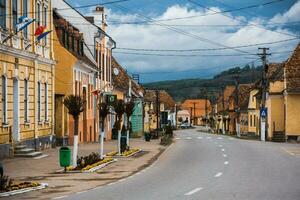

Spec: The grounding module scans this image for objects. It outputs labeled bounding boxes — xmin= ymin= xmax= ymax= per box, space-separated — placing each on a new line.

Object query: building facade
xmin=0 ymin=0 xmax=55 ymax=158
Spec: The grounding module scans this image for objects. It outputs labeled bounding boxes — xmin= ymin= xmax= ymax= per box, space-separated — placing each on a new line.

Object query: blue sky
xmin=67 ymin=0 xmax=300 ymax=83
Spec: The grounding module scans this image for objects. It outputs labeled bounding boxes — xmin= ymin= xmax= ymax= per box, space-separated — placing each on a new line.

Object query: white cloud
xmin=89 ymin=2 xmax=299 ymax=81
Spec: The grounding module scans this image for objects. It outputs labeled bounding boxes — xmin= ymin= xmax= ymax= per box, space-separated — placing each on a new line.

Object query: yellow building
xmin=0 ymin=0 xmax=55 ymax=158
xmin=248 ymin=89 xmax=260 ymax=136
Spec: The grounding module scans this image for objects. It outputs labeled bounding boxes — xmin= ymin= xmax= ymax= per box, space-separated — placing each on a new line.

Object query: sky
xmin=66 ymin=0 xmax=300 ymax=83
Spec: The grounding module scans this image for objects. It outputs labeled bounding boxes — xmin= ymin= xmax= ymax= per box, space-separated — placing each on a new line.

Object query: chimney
xmin=94 ymin=6 xmax=106 ymax=29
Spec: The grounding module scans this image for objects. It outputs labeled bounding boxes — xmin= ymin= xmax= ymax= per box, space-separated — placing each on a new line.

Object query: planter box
xmin=0 ymin=183 xmax=48 ymax=197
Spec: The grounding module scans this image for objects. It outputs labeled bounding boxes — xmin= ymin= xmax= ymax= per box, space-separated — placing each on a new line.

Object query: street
xmin=57 ymin=128 xmax=300 ymax=200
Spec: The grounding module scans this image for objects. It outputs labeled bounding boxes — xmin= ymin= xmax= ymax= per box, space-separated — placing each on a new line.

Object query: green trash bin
xmin=59 ymin=146 xmax=71 ymax=172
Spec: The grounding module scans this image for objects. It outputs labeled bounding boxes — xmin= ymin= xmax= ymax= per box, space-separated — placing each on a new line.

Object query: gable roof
xmin=267 ymin=63 xmax=284 ymax=82
xmin=144 ymin=90 xmax=175 ymax=110
xmin=112 ymin=57 xmax=144 ymax=97
xmin=181 ymin=99 xmax=211 ymax=117
xmin=284 ymin=43 xmax=300 ymax=93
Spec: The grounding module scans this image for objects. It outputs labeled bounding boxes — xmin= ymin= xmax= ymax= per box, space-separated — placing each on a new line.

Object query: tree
xmin=124 ymin=100 xmax=135 ymax=148
xmin=99 ymin=102 xmax=110 ymax=159
xmin=64 ymin=95 xmax=85 ymax=167
xmin=113 ymin=99 xmax=125 ymax=154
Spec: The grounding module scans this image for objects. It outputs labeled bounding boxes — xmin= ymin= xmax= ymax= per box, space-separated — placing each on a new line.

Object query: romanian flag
xmin=34 ymin=25 xmax=52 ymax=41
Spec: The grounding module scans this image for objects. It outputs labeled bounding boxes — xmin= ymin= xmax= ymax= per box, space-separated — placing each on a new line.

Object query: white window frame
xmin=36 ymin=1 xmax=41 ymax=26
xmin=44 ymin=82 xmax=48 ymax=121
xmin=24 ymin=78 xmax=29 ymax=123
xmin=2 ymin=75 xmax=7 ymax=125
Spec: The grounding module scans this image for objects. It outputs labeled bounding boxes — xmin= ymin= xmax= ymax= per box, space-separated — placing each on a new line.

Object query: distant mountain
xmin=143 ymin=65 xmax=262 ymax=102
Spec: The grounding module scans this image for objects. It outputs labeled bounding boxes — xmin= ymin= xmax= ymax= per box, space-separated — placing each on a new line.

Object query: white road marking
xmin=175 ymin=137 xmax=180 ymax=140
xmin=184 ymin=187 xmax=203 ymax=196
xmin=229 ymin=138 xmax=234 ymax=140
xmin=221 ymin=148 xmax=225 ymax=152
xmin=206 ymin=137 xmax=211 ymax=139
xmin=217 ymin=137 xmax=223 ymax=140
xmin=224 ymin=161 xmax=229 ymax=165
xmin=186 ymin=137 xmax=192 ymax=139
xmin=219 ymin=145 xmax=223 ymax=147
xmin=223 ymin=154 xmax=227 ymax=157
xmin=52 ymin=196 xmax=67 ymax=200
xmin=214 ymin=172 xmax=223 ymax=177
xmin=197 ymin=136 xmax=202 ymax=139
xmin=33 ymin=154 xmax=48 ymax=159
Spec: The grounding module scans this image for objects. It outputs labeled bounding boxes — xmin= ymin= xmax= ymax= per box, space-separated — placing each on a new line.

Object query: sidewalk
xmin=2 ymin=138 xmax=167 ymax=200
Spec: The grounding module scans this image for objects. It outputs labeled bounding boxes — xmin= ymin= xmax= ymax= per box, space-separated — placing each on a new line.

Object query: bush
xmin=160 ymin=135 xmax=173 ymax=146
xmin=165 ymin=125 xmax=173 ymax=137
xmin=76 ymin=152 xmax=102 ymax=170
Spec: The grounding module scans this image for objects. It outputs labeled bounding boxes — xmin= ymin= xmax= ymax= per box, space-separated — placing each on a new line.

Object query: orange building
xmin=181 ymin=99 xmax=211 ymax=125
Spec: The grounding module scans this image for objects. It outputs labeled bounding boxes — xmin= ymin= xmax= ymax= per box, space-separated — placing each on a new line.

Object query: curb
xmin=0 ymin=183 xmax=48 ymax=197
xmin=111 ymin=149 xmax=143 ymax=158
xmin=57 ymin=159 xmax=117 ymax=173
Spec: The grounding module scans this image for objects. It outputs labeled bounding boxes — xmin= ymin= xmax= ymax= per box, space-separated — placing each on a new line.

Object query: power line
xmin=108 ymin=21 xmax=300 ymax=27
xmin=187 ymin=0 xmax=300 ymax=39
xmin=106 ymin=0 xmax=287 ymax=24
xmin=0 ymin=0 xmax=131 ymax=17
xmin=110 ymin=4 xmax=252 ymax=55
xmin=116 ymin=38 xmax=299 ymax=52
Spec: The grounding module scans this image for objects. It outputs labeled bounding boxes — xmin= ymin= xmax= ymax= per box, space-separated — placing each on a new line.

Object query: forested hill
xmin=143 ymin=65 xmax=262 ymax=102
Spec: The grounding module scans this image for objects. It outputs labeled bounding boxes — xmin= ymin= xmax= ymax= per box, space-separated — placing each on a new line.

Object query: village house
xmin=52 ymin=1 xmax=115 ymax=144
xmin=144 ymin=90 xmax=175 ymax=132
xmin=0 ymin=0 xmax=55 ymax=158
xmin=53 ymin=10 xmax=98 ymax=145
xmin=247 ymin=88 xmax=260 ymax=136
xmin=181 ymin=99 xmax=211 ymax=126
xmin=111 ymin=57 xmax=144 ymax=139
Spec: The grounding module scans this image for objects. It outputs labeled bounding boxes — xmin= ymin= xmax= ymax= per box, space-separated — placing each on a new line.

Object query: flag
xmin=34 ymin=26 xmax=52 ymax=41
xmin=16 ymin=16 xmax=35 ymax=33
xmin=34 ymin=25 xmax=45 ymax=36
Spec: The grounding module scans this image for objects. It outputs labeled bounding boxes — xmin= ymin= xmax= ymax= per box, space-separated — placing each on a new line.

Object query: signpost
xmin=106 ymin=94 xmax=117 ymax=105
xmin=260 ymin=107 xmax=267 ymax=141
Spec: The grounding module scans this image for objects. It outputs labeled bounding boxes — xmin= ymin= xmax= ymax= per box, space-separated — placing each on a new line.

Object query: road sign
xmin=260 ymin=107 xmax=267 ymax=118
xmin=106 ymin=94 xmax=117 ymax=105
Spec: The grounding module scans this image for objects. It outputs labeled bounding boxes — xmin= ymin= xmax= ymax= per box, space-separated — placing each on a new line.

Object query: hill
xmin=143 ymin=65 xmax=262 ymax=102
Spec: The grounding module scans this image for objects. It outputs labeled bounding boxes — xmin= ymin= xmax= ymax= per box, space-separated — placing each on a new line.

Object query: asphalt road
xmin=56 ymin=128 xmax=300 ymax=200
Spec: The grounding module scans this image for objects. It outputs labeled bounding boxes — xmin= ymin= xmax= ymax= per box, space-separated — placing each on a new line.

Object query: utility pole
xmin=155 ymin=89 xmax=160 ymax=138
xmin=234 ymin=74 xmax=240 ymax=137
xmin=193 ymin=102 xmax=196 ymax=125
xmin=190 ymin=107 xmax=193 ymax=127
xmin=257 ymin=47 xmax=271 ymax=141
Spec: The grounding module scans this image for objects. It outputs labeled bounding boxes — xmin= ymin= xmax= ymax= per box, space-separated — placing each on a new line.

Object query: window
xmin=0 ymin=0 xmax=6 ymax=29
xmin=2 ymin=75 xmax=7 ymax=124
xmin=12 ymin=0 xmax=18 ymax=30
xmin=36 ymin=2 xmax=41 ymax=26
xmin=24 ymin=79 xmax=29 ymax=122
xmin=65 ymin=32 xmax=69 ymax=49
xmin=43 ymin=6 xmax=47 ymax=45
xmin=254 ymin=115 xmax=256 ymax=126
xmin=38 ymin=81 xmax=41 ymax=122
xmin=71 ymin=35 xmax=74 ymax=51
xmin=77 ymin=39 xmax=80 ymax=54
xmin=250 ymin=115 xmax=252 ymax=127
xmin=80 ymin=41 xmax=84 ymax=55
xmin=23 ymin=0 xmax=28 ymax=37
xmin=44 ymin=83 xmax=48 ymax=121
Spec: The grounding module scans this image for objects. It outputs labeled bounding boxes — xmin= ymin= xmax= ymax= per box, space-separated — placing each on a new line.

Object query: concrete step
xmin=272 ymin=133 xmax=286 ymax=142
xmin=15 ymin=148 xmax=35 ymax=154
xmin=14 ymin=145 xmax=27 ymax=150
xmin=14 ymin=151 xmax=43 ymax=158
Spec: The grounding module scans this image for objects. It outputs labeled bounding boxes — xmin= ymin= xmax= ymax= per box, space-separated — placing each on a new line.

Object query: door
xmin=82 ymin=87 xmax=87 ymax=142
xmin=13 ymin=78 xmax=20 ymax=142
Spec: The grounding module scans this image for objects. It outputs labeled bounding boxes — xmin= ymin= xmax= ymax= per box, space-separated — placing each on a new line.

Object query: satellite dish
xmin=113 ymin=68 xmax=119 ymax=76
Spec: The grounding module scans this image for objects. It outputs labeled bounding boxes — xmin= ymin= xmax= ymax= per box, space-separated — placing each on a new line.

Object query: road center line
xmin=223 ymin=154 xmax=227 ymax=157
xmin=184 ymin=187 xmax=203 ymax=196
xmin=197 ymin=136 xmax=202 ymax=139
xmin=221 ymin=148 xmax=225 ymax=152
xmin=217 ymin=137 xmax=223 ymax=140
xmin=224 ymin=161 xmax=229 ymax=165
xmin=186 ymin=137 xmax=192 ymax=139
xmin=219 ymin=145 xmax=223 ymax=147
xmin=175 ymin=137 xmax=180 ymax=140
xmin=214 ymin=172 xmax=223 ymax=177
xmin=206 ymin=137 xmax=211 ymax=139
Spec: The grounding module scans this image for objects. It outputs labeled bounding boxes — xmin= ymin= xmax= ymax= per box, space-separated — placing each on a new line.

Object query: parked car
xmin=180 ymin=123 xmax=190 ymax=129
